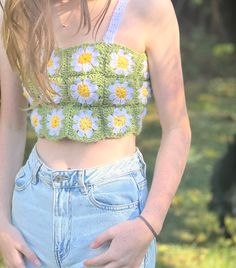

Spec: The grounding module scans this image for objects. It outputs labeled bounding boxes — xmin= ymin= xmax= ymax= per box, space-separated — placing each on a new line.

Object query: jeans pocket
xmin=14 ymin=165 xmax=33 ymax=191
xmin=87 ymin=171 xmax=139 ymax=211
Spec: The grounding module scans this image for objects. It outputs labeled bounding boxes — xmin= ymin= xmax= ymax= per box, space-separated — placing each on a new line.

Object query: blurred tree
xmin=211 ymin=0 xmax=226 ymax=38
xmin=172 ymin=0 xmax=236 ymax=43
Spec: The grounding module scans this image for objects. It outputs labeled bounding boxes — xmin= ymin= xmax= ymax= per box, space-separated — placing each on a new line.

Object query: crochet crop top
xmin=21 ymin=0 xmax=153 ymax=143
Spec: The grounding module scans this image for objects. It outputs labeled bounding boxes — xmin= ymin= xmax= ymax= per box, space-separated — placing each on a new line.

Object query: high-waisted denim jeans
xmin=11 ymin=144 xmax=157 ymax=268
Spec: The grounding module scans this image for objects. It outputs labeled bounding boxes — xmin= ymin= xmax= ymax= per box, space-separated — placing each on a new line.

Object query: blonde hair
xmin=0 ymin=0 xmax=111 ymax=111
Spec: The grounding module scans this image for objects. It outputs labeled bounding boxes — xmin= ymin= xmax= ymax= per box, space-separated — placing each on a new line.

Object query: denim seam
xmin=14 ymin=169 xmax=33 ymax=191
xmin=144 ymin=245 xmax=149 ymax=268
xmin=61 ymin=190 xmax=72 ymax=261
xmin=85 ymin=167 xmax=141 ymax=186
xmin=130 ymin=171 xmax=144 ymax=214
xmin=53 ymin=188 xmax=62 ymax=268
xmin=61 ymin=192 xmax=72 ymax=262
xmin=87 ymin=184 xmax=139 ymax=211
xmin=89 ymin=172 xmax=140 ymax=187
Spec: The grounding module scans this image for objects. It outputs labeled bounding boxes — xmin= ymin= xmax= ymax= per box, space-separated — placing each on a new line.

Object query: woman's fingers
xmin=15 ymin=238 xmax=41 ymax=267
xmin=0 ymin=222 xmax=42 ymax=267
xmin=90 ymin=228 xmax=114 ymax=249
xmin=5 ymin=249 xmax=26 ymax=268
xmin=83 ymin=249 xmax=112 ymax=267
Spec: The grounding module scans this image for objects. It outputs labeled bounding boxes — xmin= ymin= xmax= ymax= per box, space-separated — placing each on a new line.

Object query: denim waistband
xmin=26 ymin=144 xmax=147 ymax=190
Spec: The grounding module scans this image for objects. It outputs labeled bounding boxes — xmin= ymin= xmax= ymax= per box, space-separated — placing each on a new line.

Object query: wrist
xmin=0 ymin=215 xmax=11 ymax=228
xmin=140 ymin=211 xmax=162 ymax=237
xmin=134 ymin=217 xmax=155 ymax=243
xmin=0 ymin=218 xmax=11 ymax=230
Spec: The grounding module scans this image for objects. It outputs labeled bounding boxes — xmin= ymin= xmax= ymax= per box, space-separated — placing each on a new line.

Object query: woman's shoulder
xmin=132 ymin=0 xmax=178 ymax=46
xmin=132 ymin=0 xmax=175 ymax=24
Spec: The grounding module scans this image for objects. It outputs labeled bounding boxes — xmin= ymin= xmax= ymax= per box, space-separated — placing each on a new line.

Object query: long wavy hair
xmin=0 ymin=0 xmax=112 ymax=110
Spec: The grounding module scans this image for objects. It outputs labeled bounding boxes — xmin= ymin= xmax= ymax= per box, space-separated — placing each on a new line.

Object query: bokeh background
xmin=1 ymin=0 xmax=236 ymax=267
xmin=139 ymin=1 xmax=236 ymax=267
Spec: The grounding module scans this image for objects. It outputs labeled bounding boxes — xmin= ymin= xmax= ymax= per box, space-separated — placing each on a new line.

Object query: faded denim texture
xmin=11 ymin=144 xmax=157 ymax=267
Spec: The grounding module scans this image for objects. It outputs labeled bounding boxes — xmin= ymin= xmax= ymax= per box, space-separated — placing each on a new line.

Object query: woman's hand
xmin=83 ymin=217 xmax=155 ymax=268
xmin=0 ymin=220 xmax=41 ymax=268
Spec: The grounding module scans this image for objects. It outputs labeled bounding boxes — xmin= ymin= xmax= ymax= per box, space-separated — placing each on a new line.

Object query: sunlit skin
xmin=0 ymin=0 xmax=191 ymax=267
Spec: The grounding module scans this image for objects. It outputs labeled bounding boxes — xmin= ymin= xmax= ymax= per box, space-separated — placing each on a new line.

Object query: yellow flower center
xmin=114 ymin=115 xmax=126 ymax=127
xmin=78 ymin=53 xmax=92 ymax=64
xmin=117 ymin=56 xmax=129 ymax=70
xmin=77 ymin=84 xmax=90 ymax=97
xmin=51 ymin=115 xmax=60 ymax=128
xmin=47 ymin=59 xmax=53 ymax=68
xmin=116 ymin=87 xmax=127 ymax=99
xmin=142 ymin=87 xmax=149 ymax=97
xmin=32 ymin=116 xmax=39 ymax=127
xmin=80 ymin=118 xmax=92 ymax=131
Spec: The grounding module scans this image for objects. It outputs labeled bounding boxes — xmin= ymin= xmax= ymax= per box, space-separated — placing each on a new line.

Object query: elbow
xmin=180 ymin=119 xmax=192 ymax=147
xmin=162 ymin=118 xmax=192 ymax=148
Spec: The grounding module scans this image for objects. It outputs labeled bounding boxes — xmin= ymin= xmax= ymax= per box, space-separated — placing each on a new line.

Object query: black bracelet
xmin=138 ymin=215 xmax=158 ymax=239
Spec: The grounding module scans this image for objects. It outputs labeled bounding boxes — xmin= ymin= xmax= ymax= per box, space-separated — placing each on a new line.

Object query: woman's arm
xmin=140 ymin=0 xmax=192 ymax=235
xmin=0 ymin=5 xmax=28 ymax=225
xmin=0 ymin=5 xmax=44 ymax=267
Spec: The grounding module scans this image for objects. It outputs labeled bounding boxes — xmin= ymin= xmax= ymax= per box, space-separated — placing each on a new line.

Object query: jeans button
xmin=54 ymin=175 xmax=68 ymax=182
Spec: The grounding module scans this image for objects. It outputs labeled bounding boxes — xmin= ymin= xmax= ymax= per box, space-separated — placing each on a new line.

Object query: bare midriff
xmin=35 ymin=134 xmax=136 ymax=170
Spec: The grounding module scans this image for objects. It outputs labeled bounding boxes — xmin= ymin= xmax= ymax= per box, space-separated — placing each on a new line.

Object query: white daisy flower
xmin=107 ymin=108 xmax=132 ymax=134
xmin=47 ymin=81 xmax=62 ymax=104
xmin=22 ymin=85 xmax=33 ymax=105
xmin=30 ymin=109 xmax=42 ymax=134
xmin=142 ymin=60 xmax=150 ymax=79
xmin=71 ymin=46 xmax=100 ymax=73
xmin=72 ymin=110 xmax=98 ymax=138
xmin=70 ymin=78 xmax=99 ymax=104
xmin=138 ymin=82 xmax=152 ymax=104
xmin=46 ymin=109 xmax=64 ymax=136
xmin=108 ymin=81 xmax=134 ymax=105
xmin=47 ymin=51 xmax=60 ymax=76
xmin=110 ymin=49 xmax=134 ymax=76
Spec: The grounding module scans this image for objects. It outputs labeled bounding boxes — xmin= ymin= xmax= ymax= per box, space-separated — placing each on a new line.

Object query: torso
xmin=36 ymin=0 xmax=148 ymax=170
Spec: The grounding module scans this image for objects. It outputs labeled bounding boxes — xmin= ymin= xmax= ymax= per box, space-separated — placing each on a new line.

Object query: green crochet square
xmin=64 ymin=106 xmax=104 ymax=142
xmin=102 ymin=105 xmax=136 ymax=138
xmin=65 ymin=73 xmax=105 ymax=107
xmin=43 ymin=106 xmax=67 ymax=140
xmin=102 ymin=78 xmax=137 ymax=107
xmin=104 ymin=46 xmax=137 ymax=79
xmin=65 ymin=45 xmax=105 ymax=77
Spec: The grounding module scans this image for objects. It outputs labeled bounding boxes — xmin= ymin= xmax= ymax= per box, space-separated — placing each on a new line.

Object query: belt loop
xmin=136 ymin=147 xmax=147 ymax=177
xmin=78 ymin=169 xmax=88 ymax=194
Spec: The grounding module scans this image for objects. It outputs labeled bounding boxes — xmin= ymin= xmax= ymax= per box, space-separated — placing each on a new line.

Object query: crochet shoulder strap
xmin=102 ymin=0 xmax=129 ymax=43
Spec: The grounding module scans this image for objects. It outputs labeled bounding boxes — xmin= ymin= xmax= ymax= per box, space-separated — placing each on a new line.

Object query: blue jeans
xmin=11 ymin=144 xmax=157 ymax=267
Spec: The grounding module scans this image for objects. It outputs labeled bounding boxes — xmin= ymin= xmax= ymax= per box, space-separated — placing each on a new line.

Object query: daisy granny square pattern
xmin=22 ymin=42 xmax=153 ymax=142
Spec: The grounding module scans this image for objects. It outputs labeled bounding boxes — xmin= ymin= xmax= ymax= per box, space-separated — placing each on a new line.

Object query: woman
xmin=0 ymin=0 xmax=191 ymax=267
